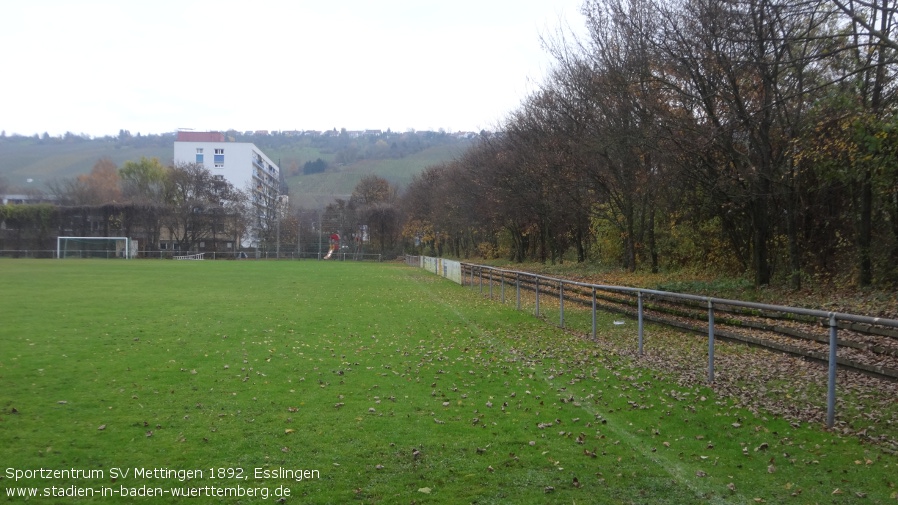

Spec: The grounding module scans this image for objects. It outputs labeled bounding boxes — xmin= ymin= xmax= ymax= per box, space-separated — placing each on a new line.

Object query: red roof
xmin=177 ymin=131 xmax=225 ymax=142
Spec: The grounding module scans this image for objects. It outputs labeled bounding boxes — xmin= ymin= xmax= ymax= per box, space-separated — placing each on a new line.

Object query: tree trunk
xmin=859 ymin=169 xmax=873 ymax=286
xmin=648 ymin=206 xmax=658 ymax=274
xmin=752 ymin=195 xmax=772 ymax=286
xmin=576 ymin=226 xmax=586 ymax=263
xmin=891 ymin=184 xmax=898 ymax=283
xmin=787 ymin=172 xmax=802 ymax=290
xmin=625 ymin=203 xmax=636 ymax=272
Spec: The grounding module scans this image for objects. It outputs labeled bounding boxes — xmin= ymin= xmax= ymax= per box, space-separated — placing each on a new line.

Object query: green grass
xmin=1 ymin=260 xmax=896 ymax=504
xmin=347 ymin=143 xmax=468 ymax=184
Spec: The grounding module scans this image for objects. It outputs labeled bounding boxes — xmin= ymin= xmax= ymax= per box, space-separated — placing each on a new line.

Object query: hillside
xmin=284 ymin=143 xmax=469 ymax=208
xmin=0 ymin=137 xmax=173 ymax=187
xmin=0 ymin=133 xmax=471 ymax=207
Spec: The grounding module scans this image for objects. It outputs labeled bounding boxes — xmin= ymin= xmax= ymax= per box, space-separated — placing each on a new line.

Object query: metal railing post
xmin=559 ymin=281 xmax=565 ymax=328
xmin=515 ymin=274 xmax=521 ymax=310
xmin=708 ymin=299 xmax=715 ymax=383
xmin=591 ymin=287 xmax=597 ymax=340
xmin=638 ymin=291 xmax=644 ymax=356
xmin=535 ymin=277 xmax=540 ymax=317
xmin=827 ymin=314 xmax=838 ymax=429
xmin=489 ymin=271 xmax=493 ymax=299
xmin=500 ymin=272 xmax=506 ymax=303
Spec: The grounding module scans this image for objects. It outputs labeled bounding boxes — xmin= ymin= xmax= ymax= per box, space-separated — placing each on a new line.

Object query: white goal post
xmin=57 ymin=236 xmax=134 ymax=259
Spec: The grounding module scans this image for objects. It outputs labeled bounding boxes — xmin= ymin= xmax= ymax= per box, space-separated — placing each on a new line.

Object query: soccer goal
xmin=57 ymin=236 xmax=133 ymax=259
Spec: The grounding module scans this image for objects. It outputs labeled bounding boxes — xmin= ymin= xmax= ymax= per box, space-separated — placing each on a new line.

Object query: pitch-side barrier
xmin=406 ymin=256 xmax=898 ymax=429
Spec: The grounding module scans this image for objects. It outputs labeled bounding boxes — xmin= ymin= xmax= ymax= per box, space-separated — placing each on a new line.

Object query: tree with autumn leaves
xmin=399 ymin=0 xmax=898 ymax=288
xmin=35 ymin=157 xmax=246 ymax=254
xmin=46 ymin=157 xmax=122 ymax=206
xmin=6 ymin=0 xmax=898 ymax=285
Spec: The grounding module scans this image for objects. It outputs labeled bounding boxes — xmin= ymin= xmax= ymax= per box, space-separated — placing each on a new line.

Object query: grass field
xmin=1 ymin=260 xmax=896 ymax=504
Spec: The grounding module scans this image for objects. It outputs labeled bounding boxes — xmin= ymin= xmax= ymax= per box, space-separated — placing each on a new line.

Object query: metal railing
xmin=174 ymin=253 xmax=205 ymax=260
xmin=0 ymin=249 xmax=57 ymax=259
xmin=408 ymin=258 xmax=898 ymax=429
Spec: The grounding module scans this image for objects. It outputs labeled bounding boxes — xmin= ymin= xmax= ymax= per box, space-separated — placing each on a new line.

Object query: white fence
xmin=417 ymin=256 xmax=462 ymax=284
xmin=174 ymin=253 xmax=205 ymax=260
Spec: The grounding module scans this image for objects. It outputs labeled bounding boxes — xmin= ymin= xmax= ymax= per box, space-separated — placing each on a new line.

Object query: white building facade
xmin=173 ymin=131 xmax=283 ymax=248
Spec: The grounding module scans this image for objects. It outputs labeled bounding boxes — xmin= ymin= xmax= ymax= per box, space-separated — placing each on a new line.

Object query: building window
xmin=214 ymin=148 xmax=224 ymax=167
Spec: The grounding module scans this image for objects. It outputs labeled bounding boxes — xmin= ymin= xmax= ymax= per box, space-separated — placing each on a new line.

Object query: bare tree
xmin=541 ymin=0 xmax=669 ymax=270
xmin=163 ymin=163 xmax=243 ymax=252
xmin=638 ymin=0 xmax=836 ymax=285
xmin=831 ymin=0 xmax=898 ymax=51
xmin=350 ymin=175 xmax=401 ymax=256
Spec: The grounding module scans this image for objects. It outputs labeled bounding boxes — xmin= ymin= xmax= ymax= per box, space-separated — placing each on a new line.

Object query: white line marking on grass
xmin=417 ymin=281 xmax=743 ymax=504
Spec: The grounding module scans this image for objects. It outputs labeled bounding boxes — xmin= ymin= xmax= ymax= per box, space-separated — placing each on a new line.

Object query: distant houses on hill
xmin=0 ymin=128 xmax=484 ymax=144
xmin=228 ymin=129 xmax=481 ymax=140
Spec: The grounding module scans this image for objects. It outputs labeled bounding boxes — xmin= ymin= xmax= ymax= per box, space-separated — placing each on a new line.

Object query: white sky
xmin=1 ymin=0 xmax=586 ymax=138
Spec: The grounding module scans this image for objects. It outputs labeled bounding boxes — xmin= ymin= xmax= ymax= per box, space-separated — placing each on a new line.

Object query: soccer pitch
xmin=1 ymin=260 xmax=894 ymax=504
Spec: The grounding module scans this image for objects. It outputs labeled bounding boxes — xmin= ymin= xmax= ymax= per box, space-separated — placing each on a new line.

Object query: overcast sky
xmin=1 ymin=0 xmax=586 ymax=138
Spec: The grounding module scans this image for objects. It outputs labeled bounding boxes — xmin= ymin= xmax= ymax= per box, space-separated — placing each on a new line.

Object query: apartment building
xmin=173 ymin=131 xmax=283 ymax=247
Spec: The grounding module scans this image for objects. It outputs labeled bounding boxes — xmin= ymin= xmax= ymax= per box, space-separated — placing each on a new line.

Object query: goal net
xmin=57 ymin=236 xmax=133 ymax=259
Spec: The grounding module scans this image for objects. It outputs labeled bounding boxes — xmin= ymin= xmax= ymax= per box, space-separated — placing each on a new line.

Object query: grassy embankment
xmin=0 ymin=141 xmax=171 ymax=186
xmin=282 ymin=144 xmax=464 ymax=208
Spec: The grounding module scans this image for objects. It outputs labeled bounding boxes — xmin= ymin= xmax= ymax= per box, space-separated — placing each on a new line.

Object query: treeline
xmin=1 ymin=155 xmax=407 ymax=259
xmin=401 ymin=0 xmax=898 ymax=288
xmin=1 ymin=157 xmax=255 ymax=255
xmin=0 ymin=129 xmax=173 ymax=148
